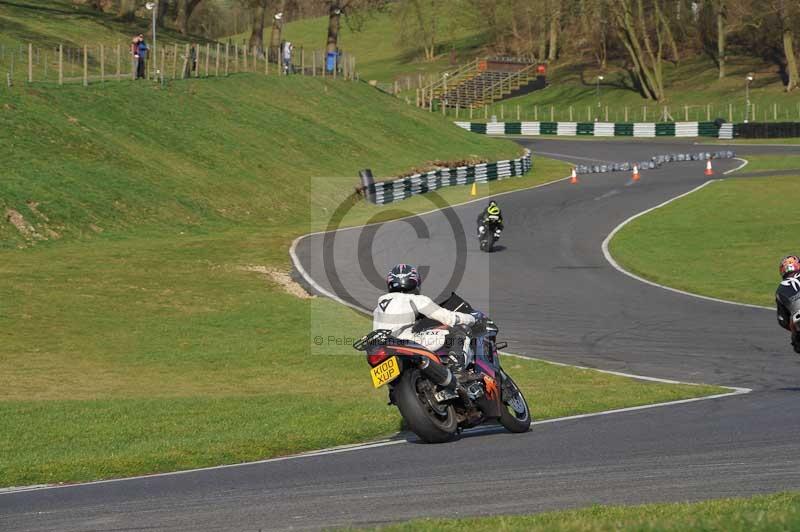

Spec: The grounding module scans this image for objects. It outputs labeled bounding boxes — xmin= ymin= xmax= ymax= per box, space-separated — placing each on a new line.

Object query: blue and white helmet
xmin=387 ymin=264 xmax=421 ymax=293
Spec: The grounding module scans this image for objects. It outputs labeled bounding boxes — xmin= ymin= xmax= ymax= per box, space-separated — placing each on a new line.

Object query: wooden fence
xmin=0 ymin=42 xmax=357 ymax=87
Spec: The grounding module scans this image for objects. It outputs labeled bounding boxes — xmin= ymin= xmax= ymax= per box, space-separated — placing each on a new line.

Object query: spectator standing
xmin=130 ymin=35 xmax=141 ymax=78
xmin=135 ymin=34 xmax=149 ymax=79
xmin=283 ymin=40 xmax=292 ymax=74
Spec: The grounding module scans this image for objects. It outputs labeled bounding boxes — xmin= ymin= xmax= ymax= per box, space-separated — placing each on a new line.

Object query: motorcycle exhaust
xmin=419 ymin=358 xmax=457 ymax=389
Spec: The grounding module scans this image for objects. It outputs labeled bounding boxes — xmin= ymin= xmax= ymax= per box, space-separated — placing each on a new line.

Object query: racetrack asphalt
xmin=2 ymin=138 xmax=799 ymax=531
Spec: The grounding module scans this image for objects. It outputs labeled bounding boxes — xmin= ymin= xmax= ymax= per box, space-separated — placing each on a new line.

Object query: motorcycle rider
xmin=776 ymin=255 xmax=800 ymax=354
xmin=373 ymin=264 xmax=477 ymax=367
xmin=477 ymin=200 xmax=504 ymax=240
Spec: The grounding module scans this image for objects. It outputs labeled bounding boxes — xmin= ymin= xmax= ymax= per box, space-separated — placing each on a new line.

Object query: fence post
xmin=58 ymin=44 xmax=63 ymax=85
xmin=225 ymin=43 xmax=229 ymax=76
xmin=205 ymin=43 xmax=210 ymax=77
xmin=83 ymin=45 xmax=88 ymax=86
xmin=181 ymin=44 xmax=190 ymax=79
xmin=624 ymin=106 xmax=628 ymax=122
xmin=99 ymin=44 xmax=105 ymax=82
xmin=707 ymin=104 xmax=711 ymax=121
xmin=774 ymin=102 xmax=778 ymax=121
xmin=215 ymin=44 xmax=220 ymax=77
xmin=234 ymin=44 xmax=238 ymax=73
xmin=568 ymin=106 xmax=572 ymax=121
xmin=195 ymin=45 xmax=202 ymax=78
xmin=27 ymin=43 xmax=32 ymax=83
xmin=550 ymin=105 xmax=554 ymax=121
xmin=243 ymin=44 xmax=248 ymax=72
xmin=729 ymin=103 xmax=733 ymax=122
xmin=301 ymin=47 xmax=305 ymax=75
xmin=312 ymin=50 xmax=316 ymax=76
xmin=643 ymin=106 xmax=647 ymax=121
xmin=517 ymin=104 xmax=520 ymax=120
xmin=605 ymin=106 xmax=609 ymax=122
xmin=116 ymin=43 xmax=121 ymax=81
xmin=470 ymin=106 xmax=473 ymax=120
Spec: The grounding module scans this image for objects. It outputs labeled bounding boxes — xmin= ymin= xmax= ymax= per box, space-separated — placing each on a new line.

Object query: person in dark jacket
xmin=135 ymin=34 xmax=149 ymax=79
xmin=776 ymin=255 xmax=800 ymax=354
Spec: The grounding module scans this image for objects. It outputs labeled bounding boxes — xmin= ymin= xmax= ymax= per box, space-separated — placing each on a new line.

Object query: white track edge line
xmin=0 ymin=384 xmax=750 ymax=496
xmin=724 ymin=157 xmax=749 ymax=174
xmin=601 ymin=179 xmax=771 ymax=311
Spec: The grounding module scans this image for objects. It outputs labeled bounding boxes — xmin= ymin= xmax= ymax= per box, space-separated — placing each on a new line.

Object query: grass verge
xmin=610 ymin=169 xmax=800 ymax=307
xmin=353 ymin=492 xmax=800 ymax=531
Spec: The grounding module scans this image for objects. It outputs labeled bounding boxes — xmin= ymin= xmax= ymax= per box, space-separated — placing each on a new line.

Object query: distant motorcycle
xmin=478 ymin=219 xmax=501 ymax=252
xmin=354 ymin=293 xmax=531 ymax=443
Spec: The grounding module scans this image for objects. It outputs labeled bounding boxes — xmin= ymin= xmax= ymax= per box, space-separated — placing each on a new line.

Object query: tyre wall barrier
xmin=455 ymin=121 xmax=726 ymax=138
xmin=366 ymin=149 xmax=533 ymax=205
xmin=571 ymin=150 xmax=735 ymax=176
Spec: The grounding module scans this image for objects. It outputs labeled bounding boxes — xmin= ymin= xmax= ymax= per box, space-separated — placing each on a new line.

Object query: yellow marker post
xmin=470 ymin=182 xmax=477 ymax=196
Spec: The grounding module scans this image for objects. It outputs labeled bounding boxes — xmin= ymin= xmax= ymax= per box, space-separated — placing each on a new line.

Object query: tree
xmin=777 ymin=0 xmax=799 ymax=91
xmin=610 ymin=0 xmax=670 ymax=101
xmin=548 ymin=0 xmax=560 ymax=61
xmin=249 ymin=0 xmax=270 ymax=57
xmin=322 ymin=0 xmax=387 ymax=54
xmin=118 ymin=0 xmax=136 ymax=21
xmin=397 ymin=0 xmax=441 ymax=61
xmin=177 ymin=0 xmax=203 ymax=34
xmin=270 ymin=0 xmax=288 ymax=57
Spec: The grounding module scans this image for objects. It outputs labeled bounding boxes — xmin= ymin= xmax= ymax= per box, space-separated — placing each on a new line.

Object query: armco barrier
xmin=366 ymin=149 xmax=533 ymax=205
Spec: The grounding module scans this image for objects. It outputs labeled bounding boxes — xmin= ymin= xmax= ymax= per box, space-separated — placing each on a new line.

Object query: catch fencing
xmin=364 ymin=150 xmax=533 ymax=205
xmin=1 ymin=42 xmax=356 ymax=87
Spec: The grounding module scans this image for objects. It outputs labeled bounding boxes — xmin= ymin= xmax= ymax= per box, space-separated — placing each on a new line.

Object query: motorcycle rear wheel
xmin=498 ymin=373 xmax=531 ymax=433
xmin=395 ymin=368 xmax=457 ymax=443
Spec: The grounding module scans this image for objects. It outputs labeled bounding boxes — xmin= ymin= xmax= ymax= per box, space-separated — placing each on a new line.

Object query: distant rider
xmin=373 ymin=264 xmax=477 ymax=367
xmin=477 ymin=200 xmax=504 ymax=240
xmin=776 ymin=255 xmax=800 ymax=354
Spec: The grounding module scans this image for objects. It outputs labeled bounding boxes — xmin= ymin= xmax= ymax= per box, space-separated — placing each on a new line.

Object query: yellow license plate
xmin=370 ymin=356 xmax=401 ymax=388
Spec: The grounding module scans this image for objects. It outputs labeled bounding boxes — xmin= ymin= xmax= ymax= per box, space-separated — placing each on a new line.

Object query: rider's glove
xmin=457 ymin=313 xmax=477 ymax=327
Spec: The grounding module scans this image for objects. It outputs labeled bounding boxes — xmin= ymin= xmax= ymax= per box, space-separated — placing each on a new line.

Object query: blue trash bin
xmin=326 ymin=51 xmax=338 ymax=73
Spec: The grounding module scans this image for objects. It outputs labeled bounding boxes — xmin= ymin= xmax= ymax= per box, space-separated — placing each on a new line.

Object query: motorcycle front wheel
xmin=394 ymin=368 xmax=457 ymax=443
xmin=498 ymin=372 xmax=531 ymax=433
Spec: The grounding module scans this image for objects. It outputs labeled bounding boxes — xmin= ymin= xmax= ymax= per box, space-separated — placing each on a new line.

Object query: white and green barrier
xmin=455 ymin=121 xmax=725 ymax=139
xmin=363 ymin=150 xmax=532 ymax=205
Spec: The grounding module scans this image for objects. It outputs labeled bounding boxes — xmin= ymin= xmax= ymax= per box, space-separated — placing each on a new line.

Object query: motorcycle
xmin=354 ymin=293 xmax=531 ymax=443
xmin=478 ymin=219 xmax=501 ymax=252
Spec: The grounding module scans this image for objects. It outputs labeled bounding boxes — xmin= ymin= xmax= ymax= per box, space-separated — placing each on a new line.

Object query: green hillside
xmin=276 ymin=8 xmax=800 ymax=121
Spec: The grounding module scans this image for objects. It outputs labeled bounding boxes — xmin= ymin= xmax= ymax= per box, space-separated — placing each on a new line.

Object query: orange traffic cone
xmin=570 ymin=168 xmax=578 ymax=184
xmin=704 ymin=159 xmax=714 ymax=176
xmin=632 ymin=164 xmax=640 ymax=182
